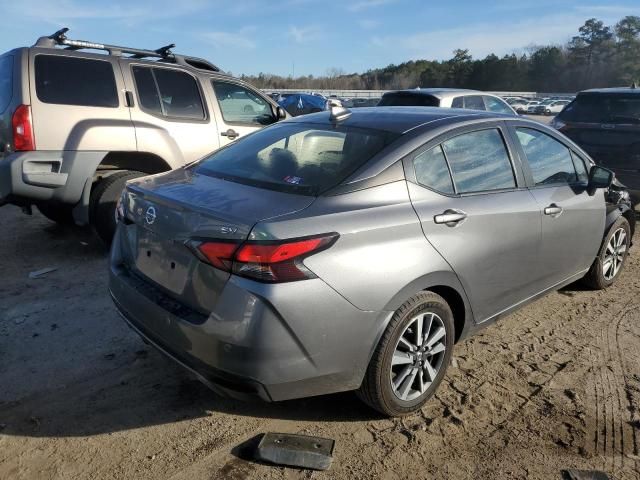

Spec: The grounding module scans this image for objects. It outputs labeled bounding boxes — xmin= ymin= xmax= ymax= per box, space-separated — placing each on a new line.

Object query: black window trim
xmin=130 ymin=63 xmax=209 ymax=124
xmin=33 ymin=53 xmax=120 ymax=108
xmin=512 ymin=125 xmax=587 ymax=190
xmin=210 ymin=78 xmax=277 ymax=127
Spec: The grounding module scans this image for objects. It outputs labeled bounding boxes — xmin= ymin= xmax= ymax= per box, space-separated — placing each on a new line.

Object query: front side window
xmin=571 ymin=151 xmax=590 ymax=183
xmin=413 ymin=145 xmax=454 ymax=194
xmin=195 ymin=123 xmax=398 ymax=195
xmin=35 ymin=55 xmax=118 ymax=107
xmin=0 ymin=55 xmax=12 ymax=113
xmin=516 ymin=128 xmax=577 ymax=186
xmin=463 ymin=95 xmax=485 ymax=111
xmin=212 ymin=81 xmax=275 ymax=126
xmin=132 ymin=66 xmax=205 ymax=120
xmin=442 ymin=129 xmax=516 ymax=193
xmin=483 ymin=96 xmax=513 ymax=114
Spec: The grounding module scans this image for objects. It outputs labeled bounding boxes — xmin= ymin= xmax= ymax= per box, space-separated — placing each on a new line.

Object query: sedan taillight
xmin=189 ymin=233 xmax=338 ymax=283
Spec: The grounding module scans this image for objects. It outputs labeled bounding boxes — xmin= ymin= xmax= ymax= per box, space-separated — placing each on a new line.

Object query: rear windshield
xmin=194 ymin=123 xmax=399 ymax=195
xmin=0 ymin=55 xmax=12 ymax=113
xmin=559 ymin=93 xmax=640 ymax=124
xmin=378 ymin=93 xmax=439 ymax=107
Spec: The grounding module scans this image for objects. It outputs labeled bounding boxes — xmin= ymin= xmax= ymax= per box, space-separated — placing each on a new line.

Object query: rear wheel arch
xmin=95 ymin=151 xmax=173 ymax=176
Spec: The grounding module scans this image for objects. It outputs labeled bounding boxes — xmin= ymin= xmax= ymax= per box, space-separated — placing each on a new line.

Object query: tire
xmin=357 ymin=291 xmax=455 ymax=417
xmin=582 ymin=217 xmax=631 ymax=290
xmin=90 ymin=171 xmax=145 ymax=245
xmin=36 ymin=203 xmax=76 ymax=225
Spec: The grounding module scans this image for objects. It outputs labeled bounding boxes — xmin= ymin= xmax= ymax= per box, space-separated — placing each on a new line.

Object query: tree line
xmin=240 ymin=16 xmax=640 ymax=93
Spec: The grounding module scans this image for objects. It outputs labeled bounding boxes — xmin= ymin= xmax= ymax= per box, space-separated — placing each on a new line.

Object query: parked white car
xmin=544 ymin=99 xmax=571 ymax=115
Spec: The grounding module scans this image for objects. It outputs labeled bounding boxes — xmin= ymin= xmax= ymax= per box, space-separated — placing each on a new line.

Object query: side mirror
xmin=588 ymin=165 xmax=614 ymax=192
xmin=276 ymin=106 xmax=287 ymax=120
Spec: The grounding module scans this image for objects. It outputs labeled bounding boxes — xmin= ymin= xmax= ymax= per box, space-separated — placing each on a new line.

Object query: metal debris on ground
xmin=256 ymin=432 xmax=335 ymax=471
xmin=28 ymin=267 xmax=58 ymax=279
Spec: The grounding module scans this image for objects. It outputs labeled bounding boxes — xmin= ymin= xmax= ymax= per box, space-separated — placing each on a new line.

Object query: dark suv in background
xmin=552 ymin=86 xmax=640 ymax=207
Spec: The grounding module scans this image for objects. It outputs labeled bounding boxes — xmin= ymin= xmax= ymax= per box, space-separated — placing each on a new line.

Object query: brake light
xmin=190 ymin=233 xmax=338 ymax=283
xmin=12 ymin=105 xmax=35 ymax=151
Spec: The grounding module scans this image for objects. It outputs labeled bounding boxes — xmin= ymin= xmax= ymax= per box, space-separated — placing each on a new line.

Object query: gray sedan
xmin=109 ymin=106 xmax=634 ymax=416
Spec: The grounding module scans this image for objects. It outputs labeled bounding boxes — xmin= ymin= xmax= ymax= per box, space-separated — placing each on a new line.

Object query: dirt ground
xmin=1 ymin=203 xmax=639 ymax=480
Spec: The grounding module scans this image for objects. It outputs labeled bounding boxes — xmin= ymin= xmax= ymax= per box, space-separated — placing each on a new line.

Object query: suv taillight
xmin=12 ymin=105 xmax=35 ymax=151
xmin=189 ymin=233 xmax=338 ymax=283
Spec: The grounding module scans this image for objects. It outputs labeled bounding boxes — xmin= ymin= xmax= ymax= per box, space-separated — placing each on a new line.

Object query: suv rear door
xmin=209 ymin=79 xmax=279 ymax=147
xmin=120 ymin=60 xmax=217 ymax=166
xmin=556 ymin=92 xmax=640 ymax=193
xmin=405 ymin=122 xmax=542 ymax=323
xmin=509 ymin=123 xmax=604 ymax=287
xmin=29 ymin=50 xmax=136 ymax=151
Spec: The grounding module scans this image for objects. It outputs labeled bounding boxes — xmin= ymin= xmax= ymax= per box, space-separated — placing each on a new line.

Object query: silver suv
xmin=0 ymin=28 xmax=286 ymax=243
xmin=109 ymin=106 xmax=635 ymax=416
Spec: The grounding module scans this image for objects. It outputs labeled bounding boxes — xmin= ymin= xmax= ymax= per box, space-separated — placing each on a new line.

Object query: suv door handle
xmin=221 ymin=129 xmax=239 ymax=140
xmin=544 ymin=204 xmax=563 ymax=217
xmin=434 ymin=209 xmax=467 ymax=226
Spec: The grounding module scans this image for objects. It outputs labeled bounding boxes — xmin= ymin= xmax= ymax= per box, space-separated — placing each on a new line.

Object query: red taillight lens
xmin=12 ymin=104 xmax=35 ymax=151
xmin=195 ymin=241 xmax=239 ymax=271
xmin=190 ymin=233 xmax=338 ymax=283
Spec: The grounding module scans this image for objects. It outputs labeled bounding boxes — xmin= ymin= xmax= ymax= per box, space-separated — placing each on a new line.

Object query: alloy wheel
xmin=603 ymin=227 xmax=627 ymax=281
xmin=390 ymin=312 xmax=447 ymax=402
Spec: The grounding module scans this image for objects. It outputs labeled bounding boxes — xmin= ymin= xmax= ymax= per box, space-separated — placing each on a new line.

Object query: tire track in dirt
xmin=585 ymin=299 xmax=639 ymax=477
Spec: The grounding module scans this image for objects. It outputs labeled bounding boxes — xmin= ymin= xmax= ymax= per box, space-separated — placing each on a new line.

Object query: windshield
xmin=378 ymin=93 xmax=439 ymax=107
xmin=559 ymin=93 xmax=640 ymax=124
xmin=194 ymin=123 xmax=399 ymax=195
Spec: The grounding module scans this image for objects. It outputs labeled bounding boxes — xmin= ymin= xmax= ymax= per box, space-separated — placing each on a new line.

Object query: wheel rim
xmin=390 ymin=312 xmax=447 ymax=402
xmin=603 ymin=227 xmax=627 ymax=281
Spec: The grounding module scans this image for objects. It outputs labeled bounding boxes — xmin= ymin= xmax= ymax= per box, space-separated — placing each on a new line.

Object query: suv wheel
xmin=582 ymin=217 xmax=631 ymax=290
xmin=90 ymin=171 xmax=144 ymax=245
xmin=357 ymin=291 xmax=454 ymax=417
xmin=36 ymin=203 xmax=76 ymax=225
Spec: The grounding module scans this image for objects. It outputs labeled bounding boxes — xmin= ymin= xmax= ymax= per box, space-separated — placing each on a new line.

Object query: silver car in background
xmin=109 ymin=106 xmax=634 ymax=416
xmin=378 ymin=88 xmax=517 ymax=115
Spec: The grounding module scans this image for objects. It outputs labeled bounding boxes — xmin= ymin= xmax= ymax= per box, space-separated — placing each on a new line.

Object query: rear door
xmin=509 ymin=123 xmax=604 ymax=287
xmin=406 ymin=122 xmax=542 ymax=323
xmin=120 ymin=60 xmax=217 ymax=165
xmin=29 ymin=50 xmax=136 ymax=151
xmin=209 ymin=79 xmax=279 ymax=147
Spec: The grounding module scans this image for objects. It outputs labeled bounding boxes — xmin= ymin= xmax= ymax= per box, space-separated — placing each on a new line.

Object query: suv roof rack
xmin=33 ymin=27 xmax=222 ymax=73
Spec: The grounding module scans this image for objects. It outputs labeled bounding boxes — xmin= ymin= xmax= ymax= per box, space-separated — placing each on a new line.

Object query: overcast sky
xmin=1 ymin=0 xmax=637 ymax=76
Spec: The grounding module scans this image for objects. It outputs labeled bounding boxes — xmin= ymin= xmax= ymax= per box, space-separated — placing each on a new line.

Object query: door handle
xmin=434 ymin=209 xmax=467 ymax=226
xmin=221 ymin=129 xmax=239 ymax=140
xmin=544 ymin=204 xmax=563 ymax=217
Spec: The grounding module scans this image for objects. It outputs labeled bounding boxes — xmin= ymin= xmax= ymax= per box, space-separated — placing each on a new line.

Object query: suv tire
xmin=90 ymin=171 xmax=144 ymax=245
xmin=36 ymin=203 xmax=76 ymax=225
xmin=582 ymin=217 xmax=631 ymax=290
xmin=357 ymin=291 xmax=454 ymax=417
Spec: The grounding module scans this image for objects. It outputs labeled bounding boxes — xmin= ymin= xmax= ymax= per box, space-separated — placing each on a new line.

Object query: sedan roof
xmin=287 ymin=106 xmax=508 ymax=134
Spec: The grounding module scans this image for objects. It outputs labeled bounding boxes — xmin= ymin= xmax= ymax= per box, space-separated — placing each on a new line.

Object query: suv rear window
xmin=195 ymin=123 xmax=399 ymax=195
xmin=132 ymin=66 xmax=205 ymax=120
xmin=0 ymin=55 xmax=12 ymax=113
xmin=378 ymin=93 xmax=439 ymax=107
xmin=35 ymin=55 xmax=118 ymax=108
xmin=559 ymin=93 xmax=640 ymax=124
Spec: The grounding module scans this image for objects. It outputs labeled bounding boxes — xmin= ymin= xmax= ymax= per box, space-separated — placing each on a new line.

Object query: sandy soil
xmin=1 ymin=205 xmax=639 ymax=480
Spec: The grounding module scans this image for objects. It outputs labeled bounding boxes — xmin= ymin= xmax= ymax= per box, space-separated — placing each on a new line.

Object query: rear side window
xmin=35 ymin=55 xmax=118 ymax=107
xmin=560 ymin=94 xmax=640 ymax=124
xmin=463 ymin=95 xmax=485 ymax=111
xmin=212 ymin=81 xmax=275 ymax=126
xmin=442 ymin=129 xmax=515 ymax=193
xmin=132 ymin=66 xmax=205 ymax=120
xmin=195 ymin=123 xmax=398 ymax=195
xmin=483 ymin=96 xmax=513 ymax=114
xmin=516 ymin=128 xmax=577 ymax=186
xmin=377 ymin=93 xmax=439 ymax=107
xmin=451 ymin=96 xmax=463 ymax=108
xmin=413 ymin=145 xmax=454 ymax=194
xmin=0 ymin=55 xmax=12 ymax=113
